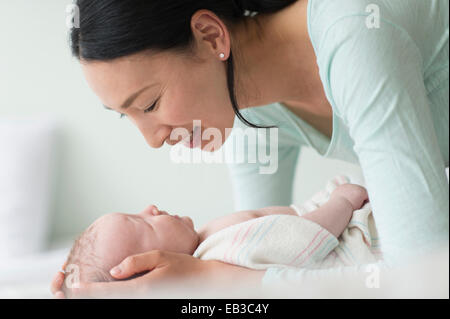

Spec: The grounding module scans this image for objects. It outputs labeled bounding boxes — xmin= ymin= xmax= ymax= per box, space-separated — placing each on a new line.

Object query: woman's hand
xmin=50 ymin=271 xmax=67 ymax=299
xmin=50 ymin=250 xmax=265 ymax=298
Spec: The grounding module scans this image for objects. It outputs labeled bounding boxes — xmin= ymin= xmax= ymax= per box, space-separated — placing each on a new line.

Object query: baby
xmin=62 ymin=183 xmax=368 ymax=295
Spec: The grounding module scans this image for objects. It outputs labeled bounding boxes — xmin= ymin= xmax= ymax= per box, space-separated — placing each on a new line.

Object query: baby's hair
xmin=62 ymin=223 xmax=114 ymax=296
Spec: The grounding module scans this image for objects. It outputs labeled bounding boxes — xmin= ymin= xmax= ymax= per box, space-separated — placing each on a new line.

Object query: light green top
xmin=225 ymin=0 xmax=449 ymax=282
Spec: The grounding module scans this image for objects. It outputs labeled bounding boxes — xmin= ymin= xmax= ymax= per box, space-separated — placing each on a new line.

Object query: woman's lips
xmin=182 ymin=126 xmax=200 ymax=148
xmin=165 ymin=130 xmax=193 ymax=146
xmin=165 ymin=126 xmax=201 ymax=148
xmin=181 ymin=131 xmax=194 ymax=147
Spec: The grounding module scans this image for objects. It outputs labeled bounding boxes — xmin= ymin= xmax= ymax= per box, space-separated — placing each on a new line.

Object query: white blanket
xmin=194 ymin=176 xmax=382 ymax=270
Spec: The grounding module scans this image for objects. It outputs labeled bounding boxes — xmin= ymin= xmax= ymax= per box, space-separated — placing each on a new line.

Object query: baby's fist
xmin=330 ymin=184 xmax=369 ymax=210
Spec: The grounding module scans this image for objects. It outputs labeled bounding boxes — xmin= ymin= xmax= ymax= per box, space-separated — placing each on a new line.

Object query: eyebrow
xmin=103 ymin=84 xmax=156 ymax=110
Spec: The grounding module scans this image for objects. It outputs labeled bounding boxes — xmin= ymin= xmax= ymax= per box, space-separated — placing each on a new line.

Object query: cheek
xmin=153 ymin=220 xmax=193 ymax=246
xmin=164 ymin=79 xmax=235 ymax=135
xmin=160 ymin=87 xmax=197 ymax=125
xmin=138 ymin=229 xmax=161 ymax=252
xmin=156 ymin=59 xmax=236 ymax=144
xmin=165 ymin=60 xmax=231 ymax=122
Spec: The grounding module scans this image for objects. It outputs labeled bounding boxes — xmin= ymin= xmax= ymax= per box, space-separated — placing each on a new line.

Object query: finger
xmin=50 ymin=271 xmax=65 ymax=295
xmin=110 ymin=250 xmax=165 ymax=280
xmin=71 ymin=280 xmax=139 ymax=299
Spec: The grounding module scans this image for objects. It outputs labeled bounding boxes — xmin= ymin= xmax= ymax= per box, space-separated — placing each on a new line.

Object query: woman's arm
xmin=324 ymin=16 xmax=449 ymax=264
xmin=262 ymin=13 xmax=449 ymax=287
xmin=226 ymin=109 xmax=302 ymax=211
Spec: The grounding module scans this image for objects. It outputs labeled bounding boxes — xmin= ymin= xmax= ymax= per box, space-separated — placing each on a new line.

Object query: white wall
xmin=0 ymin=1 xmax=363 ymax=245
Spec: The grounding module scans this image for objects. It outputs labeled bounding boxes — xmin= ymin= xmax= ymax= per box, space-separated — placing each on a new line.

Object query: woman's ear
xmin=191 ymin=10 xmax=231 ymax=60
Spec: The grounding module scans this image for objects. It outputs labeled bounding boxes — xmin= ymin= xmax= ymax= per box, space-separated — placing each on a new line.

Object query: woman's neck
xmin=231 ymin=0 xmax=327 ymax=112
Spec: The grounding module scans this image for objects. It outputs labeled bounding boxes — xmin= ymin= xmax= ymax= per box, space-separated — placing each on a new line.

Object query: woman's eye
xmin=144 ymin=99 xmax=159 ymax=113
xmin=118 ymin=98 xmax=158 ymax=119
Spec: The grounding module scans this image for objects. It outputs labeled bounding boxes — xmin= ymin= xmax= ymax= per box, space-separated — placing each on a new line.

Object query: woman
xmin=52 ymin=0 xmax=449 ymax=297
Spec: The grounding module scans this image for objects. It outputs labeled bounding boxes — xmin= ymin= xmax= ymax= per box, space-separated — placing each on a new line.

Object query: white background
xmin=0 ymin=1 xmax=371 ymax=246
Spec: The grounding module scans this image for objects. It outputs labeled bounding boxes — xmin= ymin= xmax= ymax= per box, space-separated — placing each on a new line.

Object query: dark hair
xmin=71 ymin=0 xmax=297 ymax=128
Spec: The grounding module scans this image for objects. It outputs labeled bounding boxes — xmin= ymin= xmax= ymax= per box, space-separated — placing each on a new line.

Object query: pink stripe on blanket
xmin=223 ymin=225 xmax=244 ymax=262
xmin=288 ymin=228 xmax=324 ymax=266
xmin=225 ymin=222 xmax=256 ymax=263
xmin=296 ymin=232 xmax=331 ymax=267
xmin=231 ymin=222 xmax=257 ymax=263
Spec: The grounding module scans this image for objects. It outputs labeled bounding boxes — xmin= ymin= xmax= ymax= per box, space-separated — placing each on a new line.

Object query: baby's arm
xmin=255 ymin=184 xmax=368 ymax=238
xmin=198 ymin=206 xmax=298 ymax=242
xmin=301 ymin=184 xmax=368 ymax=238
xmin=199 ymin=184 xmax=368 ymax=242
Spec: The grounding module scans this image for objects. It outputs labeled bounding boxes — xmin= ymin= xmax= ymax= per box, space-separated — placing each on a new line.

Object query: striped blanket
xmin=193 ymin=176 xmax=383 ymax=270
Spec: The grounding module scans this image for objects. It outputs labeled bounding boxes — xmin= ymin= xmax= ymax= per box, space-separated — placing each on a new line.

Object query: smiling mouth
xmin=182 ymin=131 xmax=194 ymax=145
xmin=182 ymin=126 xmax=200 ymax=148
xmin=165 ymin=126 xmax=201 ymax=148
xmin=165 ymin=130 xmax=191 ymax=146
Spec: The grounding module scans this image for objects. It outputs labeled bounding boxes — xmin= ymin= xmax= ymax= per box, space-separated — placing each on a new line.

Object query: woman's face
xmin=81 ymin=48 xmax=235 ymax=150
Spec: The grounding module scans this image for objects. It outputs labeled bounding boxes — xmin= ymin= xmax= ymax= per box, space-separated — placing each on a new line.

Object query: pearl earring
xmin=219 ymin=53 xmax=225 ymax=59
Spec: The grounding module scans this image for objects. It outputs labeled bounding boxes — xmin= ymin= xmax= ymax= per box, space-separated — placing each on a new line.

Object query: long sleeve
xmin=323 ymin=17 xmax=449 ymax=264
xmin=227 ymin=141 xmax=301 ymax=211
xmin=263 ymin=1 xmax=449 ymax=285
xmin=225 ymin=103 xmax=304 ymax=211
xmin=263 ymin=14 xmax=448 ymax=285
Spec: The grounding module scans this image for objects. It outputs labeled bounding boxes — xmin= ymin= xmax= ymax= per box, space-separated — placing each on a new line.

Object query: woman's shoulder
xmin=308 ymin=0 xmax=446 ymax=55
xmin=308 ymin=0 xmax=379 ymax=38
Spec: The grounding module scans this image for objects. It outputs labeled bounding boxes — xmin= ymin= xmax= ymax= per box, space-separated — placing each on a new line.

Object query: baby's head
xmin=62 ymin=205 xmax=199 ymax=294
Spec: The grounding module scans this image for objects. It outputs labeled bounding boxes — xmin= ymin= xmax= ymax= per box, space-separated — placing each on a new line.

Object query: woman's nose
xmin=133 ymin=120 xmax=167 ymax=149
xmin=144 ymin=135 xmax=166 ymax=149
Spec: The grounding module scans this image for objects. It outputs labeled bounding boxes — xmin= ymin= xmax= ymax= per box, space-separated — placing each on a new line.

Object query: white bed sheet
xmin=0 ymin=247 xmax=70 ymax=299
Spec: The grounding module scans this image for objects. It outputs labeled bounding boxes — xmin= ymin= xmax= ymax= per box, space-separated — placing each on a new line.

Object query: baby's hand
xmin=330 ymin=184 xmax=369 ymax=211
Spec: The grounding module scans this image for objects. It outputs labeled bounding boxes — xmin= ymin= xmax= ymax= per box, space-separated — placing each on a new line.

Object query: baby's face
xmin=92 ymin=205 xmax=199 ymax=271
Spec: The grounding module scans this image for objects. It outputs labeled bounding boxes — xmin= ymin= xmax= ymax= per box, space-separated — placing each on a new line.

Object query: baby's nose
xmin=140 ymin=204 xmax=158 ymax=215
